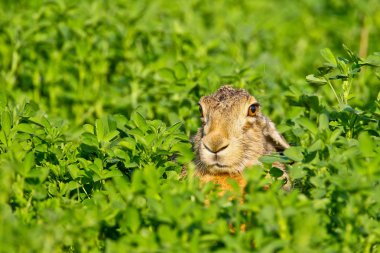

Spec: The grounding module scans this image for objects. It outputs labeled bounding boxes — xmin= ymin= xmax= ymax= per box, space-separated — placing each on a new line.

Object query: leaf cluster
xmin=0 ymin=0 xmax=380 ymax=252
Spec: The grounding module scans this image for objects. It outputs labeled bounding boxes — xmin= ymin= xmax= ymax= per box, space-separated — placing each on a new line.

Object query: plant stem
xmin=327 ymin=79 xmax=343 ymax=107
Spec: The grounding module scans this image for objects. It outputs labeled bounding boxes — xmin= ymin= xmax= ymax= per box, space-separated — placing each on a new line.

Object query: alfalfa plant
xmin=306 ymin=45 xmax=380 ymax=108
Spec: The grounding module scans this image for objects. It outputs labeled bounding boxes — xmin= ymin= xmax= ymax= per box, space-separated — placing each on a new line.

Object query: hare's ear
xmin=262 ymin=117 xmax=289 ymax=152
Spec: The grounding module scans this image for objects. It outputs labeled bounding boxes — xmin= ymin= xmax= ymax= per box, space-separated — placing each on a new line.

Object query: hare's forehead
xmin=206 ymin=101 xmax=245 ymax=111
xmin=201 ymin=94 xmax=257 ymax=111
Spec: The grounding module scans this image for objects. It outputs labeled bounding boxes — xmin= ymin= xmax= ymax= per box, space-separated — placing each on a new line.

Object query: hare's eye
xmin=198 ymin=104 xmax=204 ymax=117
xmin=248 ymin=103 xmax=258 ymax=117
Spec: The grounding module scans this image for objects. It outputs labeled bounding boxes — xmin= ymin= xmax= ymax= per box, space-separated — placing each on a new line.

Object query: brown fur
xmin=195 ymin=170 xmax=247 ymax=194
xmin=193 ymin=85 xmax=290 ymax=192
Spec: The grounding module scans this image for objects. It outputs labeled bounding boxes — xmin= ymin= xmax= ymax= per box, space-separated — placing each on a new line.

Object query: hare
xmin=192 ymin=85 xmax=291 ymax=192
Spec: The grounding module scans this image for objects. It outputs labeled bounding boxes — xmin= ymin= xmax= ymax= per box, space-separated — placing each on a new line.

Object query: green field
xmin=0 ymin=0 xmax=379 ymax=252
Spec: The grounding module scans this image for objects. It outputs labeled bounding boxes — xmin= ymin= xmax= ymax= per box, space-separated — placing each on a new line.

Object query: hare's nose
xmin=203 ymin=138 xmax=229 ymax=154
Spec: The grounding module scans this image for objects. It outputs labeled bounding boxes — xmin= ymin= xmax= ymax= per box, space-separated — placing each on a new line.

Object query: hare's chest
xmin=197 ymin=173 xmax=246 ymax=193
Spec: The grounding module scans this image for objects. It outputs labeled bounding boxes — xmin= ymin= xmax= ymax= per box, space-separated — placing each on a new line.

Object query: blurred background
xmin=0 ymin=0 xmax=379 ymax=133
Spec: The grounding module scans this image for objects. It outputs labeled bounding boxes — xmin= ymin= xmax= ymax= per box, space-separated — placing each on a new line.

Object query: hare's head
xmin=193 ymin=85 xmax=289 ymax=175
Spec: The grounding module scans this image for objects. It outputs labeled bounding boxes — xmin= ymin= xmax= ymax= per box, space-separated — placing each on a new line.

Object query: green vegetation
xmin=0 ymin=0 xmax=379 ymax=252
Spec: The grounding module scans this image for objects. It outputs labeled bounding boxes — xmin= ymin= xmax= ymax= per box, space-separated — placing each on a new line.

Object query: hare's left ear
xmin=261 ymin=117 xmax=289 ymax=152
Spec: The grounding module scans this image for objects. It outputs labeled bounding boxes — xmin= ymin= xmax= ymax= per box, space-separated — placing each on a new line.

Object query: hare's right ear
xmin=261 ymin=117 xmax=289 ymax=152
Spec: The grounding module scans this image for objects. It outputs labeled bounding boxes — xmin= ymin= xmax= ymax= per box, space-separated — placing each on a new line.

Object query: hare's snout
xmin=203 ymin=134 xmax=230 ymax=154
xmin=199 ymin=130 xmax=242 ymax=173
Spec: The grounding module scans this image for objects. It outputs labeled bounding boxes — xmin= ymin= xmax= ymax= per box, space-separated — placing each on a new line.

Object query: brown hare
xmin=192 ymin=85 xmax=291 ymax=193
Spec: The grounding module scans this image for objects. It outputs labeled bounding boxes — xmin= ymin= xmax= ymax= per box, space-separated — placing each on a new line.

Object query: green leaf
xmin=124 ymin=162 xmax=138 ymax=168
xmin=94 ymin=158 xmax=103 ymax=171
xmin=118 ymin=137 xmax=136 ymax=151
xmin=35 ymin=144 xmax=48 ymax=152
xmin=329 ymin=129 xmax=342 ymax=143
xmin=296 ymin=117 xmax=318 ymax=135
xmin=21 ymin=152 xmax=35 ymax=176
xmin=166 ymin=121 xmax=182 ymax=134
xmin=284 ymin=147 xmax=304 ymax=162
xmin=306 ymin=74 xmax=327 ymax=86
xmin=27 ymin=167 xmax=49 ymax=182
xmin=174 ymin=62 xmax=188 ymax=80
xmin=310 ymin=176 xmax=325 ymax=188
xmin=131 ymin=111 xmax=150 ymax=133
xmin=83 ymin=124 xmax=95 ymax=134
xmin=124 ymin=207 xmax=141 ymax=233
xmin=320 ymin=48 xmax=337 ymax=66
xmin=358 ymin=132 xmax=374 ymax=157
xmin=39 ymin=117 xmax=52 ymax=129
xmin=342 ymin=44 xmax=359 ymax=63
xmin=318 ymin=65 xmax=334 ymax=75
xmin=89 ymin=161 xmax=102 ymax=179
xmin=360 ymin=54 xmax=380 ymax=67
xmin=20 ymin=101 xmax=39 ymax=118
xmin=329 ymin=74 xmax=348 ymax=80
xmin=259 ymin=154 xmax=290 ymax=164
xmin=289 ymin=165 xmax=305 ymax=179
xmin=157 ymin=68 xmax=176 ymax=82
xmin=337 ymin=57 xmax=349 ymax=74
xmin=0 ymin=131 xmax=6 ymax=145
xmin=143 ymin=164 xmax=159 ymax=189
xmin=67 ymin=164 xmax=84 ymax=179
xmin=65 ymin=181 xmax=81 ymax=193
xmin=102 ymin=169 xmax=123 ymax=180
xmin=16 ymin=123 xmax=35 ymax=135
xmin=308 ymin=139 xmax=324 ymax=152
xmin=0 ymin=92 xmax=7 ymax=110
xmin=269 ymin=167 xmax=284 ymax=178
xmin=1 ymin=111 xmax=12 ymax=137
xmin=104 ymin=130 xmax=120 ymax=143
xmin=82 ymin=132 xmax=99 ymax=147
xmin=95 ymin=119 xmax=105 ymax=142
xmin=318 ymin=113 xmax=329 ymax=130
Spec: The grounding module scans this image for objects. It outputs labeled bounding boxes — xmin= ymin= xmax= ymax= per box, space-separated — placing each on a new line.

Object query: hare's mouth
xmin=213 ymin=163 xmax=229 ymax=168
xmin=206 ymin=162 xmax=243 ymax=174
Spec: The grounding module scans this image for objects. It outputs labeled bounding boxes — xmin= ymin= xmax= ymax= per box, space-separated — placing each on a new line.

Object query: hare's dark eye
xmin=248 ymin=103 xmax=259 ymax=117
xmin=198 ymin=104 xmax=204 ymax=117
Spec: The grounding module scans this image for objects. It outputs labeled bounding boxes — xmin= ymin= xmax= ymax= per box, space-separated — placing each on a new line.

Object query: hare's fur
xmin=193 ymin=85 xmax=290 ymax=191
